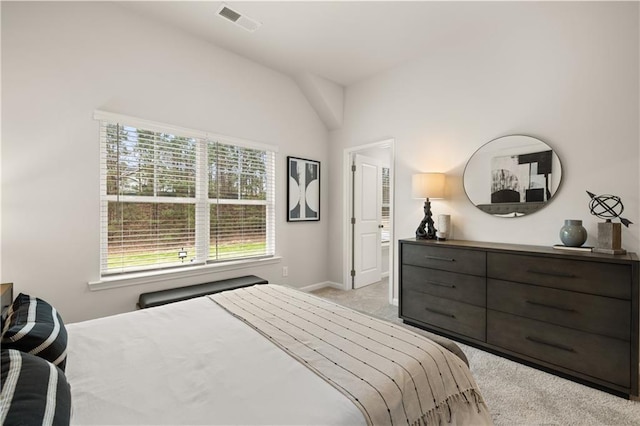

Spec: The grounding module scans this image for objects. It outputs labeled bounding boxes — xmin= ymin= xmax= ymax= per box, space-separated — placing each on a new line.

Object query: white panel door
xmin=353 ymin=154 xmax=382 ymax=289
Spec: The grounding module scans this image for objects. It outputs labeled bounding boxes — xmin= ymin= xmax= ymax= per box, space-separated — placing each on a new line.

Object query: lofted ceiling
xmin=117 ymin=1 xmax=546 ymax=88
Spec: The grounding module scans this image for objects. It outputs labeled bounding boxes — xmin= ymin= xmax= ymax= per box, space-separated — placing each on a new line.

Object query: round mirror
xmin=463 ymin=135 xmax=562 ymax=217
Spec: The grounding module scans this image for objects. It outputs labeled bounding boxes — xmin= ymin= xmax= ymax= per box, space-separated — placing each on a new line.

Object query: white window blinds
xmin=98 ymin=112 xmax=276 ymax=275
xmin=208 ymin=143 xmax=275 ymax=262
xmin=381 ymin=167 xmax=390 ymax=243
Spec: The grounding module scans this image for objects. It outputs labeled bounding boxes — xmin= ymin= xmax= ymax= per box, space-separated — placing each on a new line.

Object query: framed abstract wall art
xmin=287 ymin=156 xmax=320 ymax=222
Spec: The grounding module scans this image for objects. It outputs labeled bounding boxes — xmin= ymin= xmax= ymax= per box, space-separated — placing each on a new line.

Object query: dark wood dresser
xmin=399 ymin=238 xmax=639 ymax=398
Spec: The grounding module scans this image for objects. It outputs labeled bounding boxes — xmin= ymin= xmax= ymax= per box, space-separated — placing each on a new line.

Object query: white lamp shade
xmin=412 ymin=173 xmax=445 ymax=199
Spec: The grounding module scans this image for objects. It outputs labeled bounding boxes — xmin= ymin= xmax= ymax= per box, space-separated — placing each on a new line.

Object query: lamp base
xmin=415 ymin=198 xmax=437 ymax=240
xmin=416 ymin=233 xmax=436 ymax=240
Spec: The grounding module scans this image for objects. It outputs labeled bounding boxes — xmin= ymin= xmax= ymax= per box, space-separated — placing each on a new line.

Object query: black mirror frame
xmin=463 ymin=134 xmax=563 ymax=217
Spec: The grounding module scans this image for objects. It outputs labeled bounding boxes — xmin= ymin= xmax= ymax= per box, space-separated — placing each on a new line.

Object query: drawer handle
xmin=424 ymin=307 xmax=456 ymax=318
xmin=526 ymin=336 xmax=576 ymax=353
xmin=425 ymin=280 xmax=456 ymax=289
xmin=525 ymin=300 xmax=576 ymax=313
xmin=526 ymin=269 xmax=577 ymax=279
xmin=424 ymin=255 xmax=456 ymax=262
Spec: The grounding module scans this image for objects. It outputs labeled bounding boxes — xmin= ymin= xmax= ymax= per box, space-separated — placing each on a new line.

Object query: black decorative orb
xmin=588 ymin=194 xmax=624 ymax=220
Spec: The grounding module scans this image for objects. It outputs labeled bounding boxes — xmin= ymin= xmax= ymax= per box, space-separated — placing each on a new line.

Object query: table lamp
xmin=412 ymin=173 xmax=445 ymax=240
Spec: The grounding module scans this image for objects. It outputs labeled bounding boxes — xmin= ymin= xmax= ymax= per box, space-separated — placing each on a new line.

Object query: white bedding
xmin=66 ymin=290 xmax=491 ymax=425
xmin=66 ymin=296 xmax=365 ymax=425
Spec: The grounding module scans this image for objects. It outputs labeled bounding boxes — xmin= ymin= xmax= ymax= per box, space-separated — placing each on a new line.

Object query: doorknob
xmin=378 ymin=225 xmax=384 ymax=228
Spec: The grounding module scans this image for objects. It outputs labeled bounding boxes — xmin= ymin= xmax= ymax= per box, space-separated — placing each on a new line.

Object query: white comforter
xmin=66 ymin=291 xmax=490 ymax=425
xmin=66 ymin=296 xmax=365 ymax=425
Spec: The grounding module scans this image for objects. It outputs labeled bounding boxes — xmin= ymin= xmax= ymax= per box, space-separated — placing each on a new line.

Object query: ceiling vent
xmin=217 ymin=4 xmax=262 ymax=33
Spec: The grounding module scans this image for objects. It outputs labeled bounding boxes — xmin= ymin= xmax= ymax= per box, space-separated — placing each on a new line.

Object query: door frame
xmin=342 ymin=139 xmax=395 ymax=305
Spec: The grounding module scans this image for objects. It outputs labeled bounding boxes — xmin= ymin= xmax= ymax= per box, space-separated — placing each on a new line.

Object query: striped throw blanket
xmin=210 ymin=285 xmax=490 ymax=425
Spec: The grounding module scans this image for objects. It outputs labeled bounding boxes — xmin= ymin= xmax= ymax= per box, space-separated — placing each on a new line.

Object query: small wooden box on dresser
xmin=399 ymin=238 xmax=639 ymax=398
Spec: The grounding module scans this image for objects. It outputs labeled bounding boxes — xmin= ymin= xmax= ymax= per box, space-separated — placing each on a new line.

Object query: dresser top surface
xmin=400 ymin=238 xmax=639 ymax=264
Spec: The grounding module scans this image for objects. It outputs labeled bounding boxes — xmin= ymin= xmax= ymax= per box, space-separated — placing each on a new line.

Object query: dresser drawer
xmin=487 ymin=252 xmax=631 ymax=299
xmin=402 ymin=290 xmax=486 ymax=341
xmin=402 ymin=265 xmax=485 ymax=306
xmin=487 ymin=279 xmax=630 ymax=340
xmin=488 ymin=310 xmax=630 ymax=387
xmin=402 ymin=244 xmax=486 ymax=276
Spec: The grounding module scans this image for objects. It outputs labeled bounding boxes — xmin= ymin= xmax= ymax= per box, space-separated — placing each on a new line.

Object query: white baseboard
xmin=299 ymin=281 xmax=344 ymax=292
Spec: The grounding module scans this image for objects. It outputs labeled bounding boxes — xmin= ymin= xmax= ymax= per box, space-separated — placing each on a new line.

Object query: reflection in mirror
xmin=463 ymin=135 xmax=562 ymax=217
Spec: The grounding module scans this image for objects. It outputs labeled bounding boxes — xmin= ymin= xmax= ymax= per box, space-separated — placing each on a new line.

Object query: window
xmin=381 ymin=167 xmax=390 ymax=243
xmin=97 ymin=111 xmax=276 ymax=276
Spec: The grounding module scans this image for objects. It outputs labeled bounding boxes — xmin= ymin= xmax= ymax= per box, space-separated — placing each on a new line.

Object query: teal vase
xmin=559 ymin=219 xmax=587 ymax=247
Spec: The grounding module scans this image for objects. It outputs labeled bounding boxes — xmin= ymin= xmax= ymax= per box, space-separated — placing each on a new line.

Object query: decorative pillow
xmin=0 ymin=349 xmax=71 ymax=426
xmin=1 ymin=294 xmax=67 ymax=371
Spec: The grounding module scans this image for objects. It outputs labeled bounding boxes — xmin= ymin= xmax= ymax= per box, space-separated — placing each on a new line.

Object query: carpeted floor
xmin=311 ymin=280 xmax=640 ymax=425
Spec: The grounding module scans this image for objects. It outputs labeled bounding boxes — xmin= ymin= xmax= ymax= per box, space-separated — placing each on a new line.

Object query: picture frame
xmin=287 ymin=156 xmax=320 ymax=222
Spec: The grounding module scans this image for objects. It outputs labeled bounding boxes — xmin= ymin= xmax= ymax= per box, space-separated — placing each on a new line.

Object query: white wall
xmin=1 ymin=2 xmax=330 ymax=322
xmin=0 ymin=3 xmax=3 ymax=283
xmin=329 ymin=2 xmax=640 ymax=299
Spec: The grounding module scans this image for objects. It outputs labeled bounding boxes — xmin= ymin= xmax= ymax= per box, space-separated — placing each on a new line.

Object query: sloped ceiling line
xmin=296 ymin=73 xmax=344 ymax=131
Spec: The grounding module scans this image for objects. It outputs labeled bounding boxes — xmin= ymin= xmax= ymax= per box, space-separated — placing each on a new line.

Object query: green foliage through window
xmin=100 ymin=119 xmax=275 ymax=275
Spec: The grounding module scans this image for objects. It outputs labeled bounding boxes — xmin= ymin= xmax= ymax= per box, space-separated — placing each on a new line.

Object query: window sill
xmin=88 ymin=256 xmax=282 ymax=291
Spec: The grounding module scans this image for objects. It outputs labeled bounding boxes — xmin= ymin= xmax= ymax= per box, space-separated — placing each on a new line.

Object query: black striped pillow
xmin=1 ymin=294 xmax=67 ymax=371
xmin=0 ymin=349 xmax=71 ymax=426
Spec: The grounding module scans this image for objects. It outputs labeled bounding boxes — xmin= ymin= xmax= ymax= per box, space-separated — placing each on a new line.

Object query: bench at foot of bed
xmin=137 ymin=275 xmax=268 ymax=309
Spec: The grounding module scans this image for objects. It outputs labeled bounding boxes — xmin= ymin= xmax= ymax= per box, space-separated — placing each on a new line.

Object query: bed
xmin=2 ymin=284 xmax=492 ymax=425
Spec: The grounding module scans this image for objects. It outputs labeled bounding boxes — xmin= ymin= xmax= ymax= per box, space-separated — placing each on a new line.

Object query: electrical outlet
xmin=282 ymin=266 xmax=288 ymax=277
